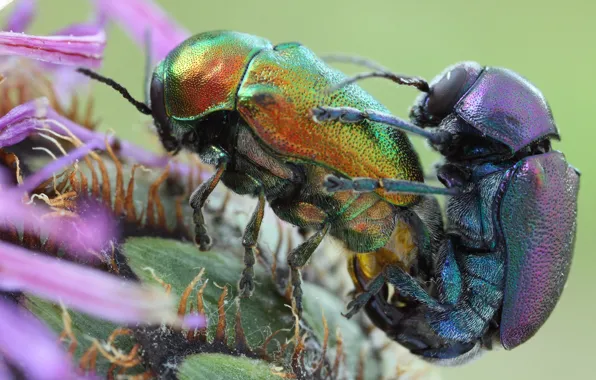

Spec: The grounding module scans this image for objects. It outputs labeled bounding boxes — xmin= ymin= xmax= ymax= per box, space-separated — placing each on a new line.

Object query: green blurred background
xmin=10 ymin=0 xmax=595 ymax=378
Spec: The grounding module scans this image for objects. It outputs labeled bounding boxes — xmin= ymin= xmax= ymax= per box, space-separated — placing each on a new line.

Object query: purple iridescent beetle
xmin=313 ymin=61 xmax=580 ymax=364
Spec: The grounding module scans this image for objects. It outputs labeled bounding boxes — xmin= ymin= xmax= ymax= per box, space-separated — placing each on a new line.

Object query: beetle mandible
xmin=312 ymin=61 xmax=580 ymax=363
xmin=77 ymin=31 xmax=448 ymax=314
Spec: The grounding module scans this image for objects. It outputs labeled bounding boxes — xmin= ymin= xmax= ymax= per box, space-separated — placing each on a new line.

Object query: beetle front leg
xmin=189 ymin=163 xmax=226 ymax=251
xmin=288 ymin=223 xmax=330 ymax=315
xmin=239 ymin=188 xmax=265 ymax=297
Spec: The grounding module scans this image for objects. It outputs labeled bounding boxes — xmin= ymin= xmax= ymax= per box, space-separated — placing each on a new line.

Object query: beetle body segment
xmin=499 ymin=151 xmax=579 ymax=349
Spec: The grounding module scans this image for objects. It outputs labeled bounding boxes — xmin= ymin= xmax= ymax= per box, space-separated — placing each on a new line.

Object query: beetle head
xmin=147 ymin=31 xmax=273 ymax=153
xmin=411 ymin=61 xmax=483 ymax=127
xmin=412 ymin=62 xmax=559 ymax=155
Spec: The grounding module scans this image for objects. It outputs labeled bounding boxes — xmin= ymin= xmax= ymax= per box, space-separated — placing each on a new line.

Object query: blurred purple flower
xmin=0 ymin=97 xmax=196 ymax=183
xmin=0 ymin=241 xmax=196 ymax=326
xmin=0 ymin=0 xmax=206 ymax=377
xmin=3 ymin=0 xmax=35 ymax=33
xmin=0 ymin=191 xmax=114 ymax=255
xmin=94 ymin=0 xmax=190 ymax=61
xmin=0 ymin=298 xmax=74 ymax=380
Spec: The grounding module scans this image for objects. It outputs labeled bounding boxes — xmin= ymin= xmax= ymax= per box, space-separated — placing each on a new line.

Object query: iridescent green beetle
xmin=79 ymin=31 xmax=445 ymax=313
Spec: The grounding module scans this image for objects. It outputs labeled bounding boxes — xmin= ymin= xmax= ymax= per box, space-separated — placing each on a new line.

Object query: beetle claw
xmin=238 ymin=275 xmax=255 ymax=298
xmin=342 ymin=292 xmax=371 ymax=319
xmin=195 ymin=233 xmax=213 ymax=251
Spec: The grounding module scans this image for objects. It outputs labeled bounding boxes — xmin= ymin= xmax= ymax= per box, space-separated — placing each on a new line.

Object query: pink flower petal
xmin=0 ymin=240 xmax=191 ymax=326
xmin=0 ymin=298 xmax=74 ymax=380
xmin=3 ymin=0 xmax=36 ymax=33
xmin=94 ymin=0 xmax=189 ymax=61
xmin=0 ymin=29 xmax=105 ymax=68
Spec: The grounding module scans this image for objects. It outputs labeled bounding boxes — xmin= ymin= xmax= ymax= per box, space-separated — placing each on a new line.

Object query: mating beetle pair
xmin=79 ymin=31 xmax=579 ymax=364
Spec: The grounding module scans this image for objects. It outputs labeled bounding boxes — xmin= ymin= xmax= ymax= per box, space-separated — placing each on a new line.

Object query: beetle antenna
xmin=321 ymin=53 xmax=390 ymax=72
xmin=326 ymin=71 xmax=430 ymax=94
xmin=76 ymin=68 xmax=152 ymax=116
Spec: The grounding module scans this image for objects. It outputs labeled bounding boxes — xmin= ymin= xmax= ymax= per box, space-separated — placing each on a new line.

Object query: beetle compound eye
xmin=426 ymin=66 xmax=468 ymax=118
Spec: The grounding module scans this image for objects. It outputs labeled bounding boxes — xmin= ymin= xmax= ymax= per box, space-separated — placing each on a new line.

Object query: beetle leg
xmin=312 ymin=106 xmax=452 ymax=145
xmin=325 ymin=175 xmax=460 ymax=196
xmin=239 ymin=187 xmax=266 ymax=297
xmin=189 ymin=163 xmax=226 ymax=251
xmin=288 ymin=223 xmax=331 ymax=316
xmin=343 ymin=274 xmax=385 ymax=319
xmin=383 ymin=264 xmax=445 ymax=311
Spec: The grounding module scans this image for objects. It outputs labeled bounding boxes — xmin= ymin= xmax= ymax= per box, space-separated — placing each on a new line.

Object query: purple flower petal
xmin=0 ymin=355 xmax=12 ymax=380
xmin=94 ymin=0 xmax=189 ymax=61
xmin=182 ymin=312 xmax=207 ymax=330
xmin=0 ymin=191 xmax=115 ymax=255
xmin=0 ymin=98 xmax=208 ymax=182
xmin=0 ymin=29 xmax=105 ymax=68
xmin=0 ymin=298 xmax=73 ymax=380
xmin=0 ymin=165 xmax=10 ymax=185
xmin=0 ymin=240 xmax=190 ymax=326
xmin=53 ymin=22 xmax=104 ymax=37
xmin=50 ymin=67 xmax=90 ymax=106
xmin=48 ymin=22 xmax=107 ymax=104
xmin=3 ymin=0 xmax=36 ymax=33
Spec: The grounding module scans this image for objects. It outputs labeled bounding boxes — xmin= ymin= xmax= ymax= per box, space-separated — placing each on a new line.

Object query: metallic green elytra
xmin=88 ymin=31 xmax=437 ymax=316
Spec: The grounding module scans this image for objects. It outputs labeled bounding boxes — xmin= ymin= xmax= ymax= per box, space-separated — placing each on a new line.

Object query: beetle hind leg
xmin=239 ymin=188 xmax=266 ymax=297
xmin=189 ymin=164 xmax=226 ymax=251
xmin=288 ymin=223 xmax=330 ymax=315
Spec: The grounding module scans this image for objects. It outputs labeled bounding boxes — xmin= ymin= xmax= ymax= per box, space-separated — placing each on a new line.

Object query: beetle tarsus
xmin=290 ymin=267 xmax=303 ymax=315
xmin=239 ymin=266 xmax=255 ymax=297
xmin=239 ymin=189 xmax=266 ymax=298
xmin=189 ymin=164 xmax=226 ymax=252
xmin=342 ymin=292 xmax=372 ymax=319
xmin=195 ymin=229 xmax=213 ymax=252
xmin=287 ymin=224 xmax=331 ymax=316
xmin=343 ymin=274 xmax=386 ymax=319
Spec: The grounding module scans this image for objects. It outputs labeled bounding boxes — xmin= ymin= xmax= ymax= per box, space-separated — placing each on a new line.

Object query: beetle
xmin=312 ymin=61 xmax=580 ymax=363
xmin=77 ymin=30 xmax=449 ymax=314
